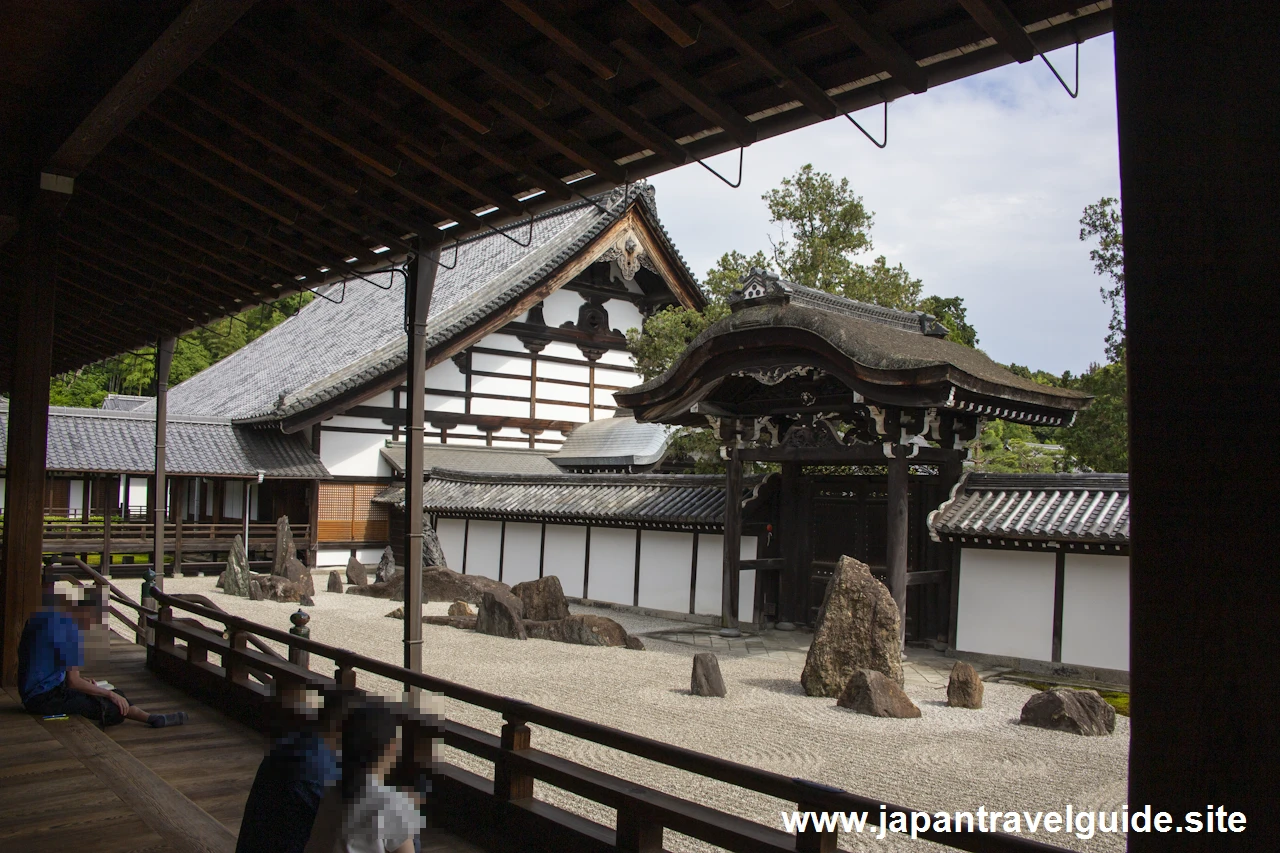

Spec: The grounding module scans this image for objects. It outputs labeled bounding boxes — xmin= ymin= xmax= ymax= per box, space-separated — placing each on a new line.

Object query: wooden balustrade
xmin=142 ymin=589 xmax=1070 ymax=853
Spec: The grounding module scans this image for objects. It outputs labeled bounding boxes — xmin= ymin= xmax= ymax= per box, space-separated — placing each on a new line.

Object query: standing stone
xmin=327 ymin=571 xmax=344 ymax=593
xmin=375 ymin=547 xmax=396 ymax=584
xmin=273 ymin=516 xmax=296 ymax=576
xmin=475 ymin=591 xmax=527 ymax=640
xmin=424 ymin=525 xmax=448 ymax=569
xmin=837 ymin=669 xmax=921 ymax=718
xmin=947 ymin=661 xmax=984 ymax=709
xmin=691 ymin=653 xmax=727 ymax=697
xmin=222 ymin=534 xmax=252 ymax=597
xmin=345 ymin=555 xmax=367 ymax=586
xmin=512 ymin=576 xmax=570 ymax=622
xmin=448 ymin=600 xmax=473 ymax=617
xmin=248 ymin=579 xmax=264 ymax=601
xmin=1020 ymin=688 xmax=1116 ymax=736
xmin=283 ymin=555 xmax=315 ymax=597
xmin=800 ymin=556 xmax=903 ymax=697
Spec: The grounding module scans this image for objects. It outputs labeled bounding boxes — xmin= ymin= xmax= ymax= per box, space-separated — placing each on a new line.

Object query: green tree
xmin=1080 ymin=196 xmax=1125 ymax=361
xmin=916 ymin=295 xmax=978 ymax=348
xmin=972 ymin=419 xmax=1062 ymax=474
xmin=1059 ymin=361 xmax=1128 ymax=472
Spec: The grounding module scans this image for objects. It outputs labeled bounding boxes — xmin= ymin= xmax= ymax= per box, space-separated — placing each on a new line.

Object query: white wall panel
xmin=476 ymin=332 xmax=525 ymax=353
xmin=464 ymin=520 xmax=503 ymax=580
xmin=536 ymin=357 xmax=591 ymax=382
xmin=535 ymin=382 xmax=590 ymax=404
xmin=501 ymin=522 xmax=543 ymax=586
xmin=536 ymin=403 xmax=590 ymax=423
xmin=539 ymin=341 xmax=584 ymax=361
xmin=606 ymin=300 xmax=645 ymax=336
xmin=543 ymin=525 xmax=587 ymax=597
xmin=425 ymin=359 xmax=466 ymax=393
xmin=1061 ymin=554 xmax=1130 ymax=671
xmin=318 ymin=549 xmax=351 ymax=567
xmin=956 ymin=549 xmax=1055 ymax=661
xmin=470 ymin=396 xmax=530 ymax=418
xmin=319 ymin=427 xmax=390 ymax=477
xmin=637 ymin=531 xmax=693 ymax=613
xmin=425 ymin=394 xmax=466 ymax=414
xmin=586 ymin=527 xmax=636 ymax=605
xmin=223 ymin=482 xmax=244 ymax=519
xmin=67 ymin=480 xmax=84 ymax=516
xmin=0 ymin=477 xmax=6 ymax=513
xmin=595 ymin=347 xmax=636 ymax=368
xmin=541 ymin=288 xmax=583 ymax=328
xmin=473 ymin=352 xmax=531 ymax=377
xmin=693 ymin=534 xmax=722 ymax=616
xmin=128 ymin=479 xmax=148 ymax=510
xmin=356 ymin=548 xmax=383 ymax=564
xmin=738 ymin=570 xmax=757 ymax=624
xmin=594 ymin=365 xmax=638 ymax=387
xmin=436 ymin=518 xmax=468 ymax=570
xmin=364 ymin=389 xmax=396 ymax=407
xmin=471 ymin=374 xmax=532 ymax=398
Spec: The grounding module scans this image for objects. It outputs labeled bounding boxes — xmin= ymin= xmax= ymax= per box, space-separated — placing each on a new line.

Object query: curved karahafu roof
xmin=550 ymin=415 xmax=675 ymax=471
xmin=617 ymin=270 xmax=1090 ymax=430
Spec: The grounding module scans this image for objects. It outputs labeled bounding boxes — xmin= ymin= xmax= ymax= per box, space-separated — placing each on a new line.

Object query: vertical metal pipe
xmin=886 ymin=447 xmax=909 ymax=649
xmin=404 ymin=243 xmax=441 ymax=690
xmin=152 ymin=337 xmax=175 ymax=592
xmin=720 ymin=442 xmax=743 ymax=636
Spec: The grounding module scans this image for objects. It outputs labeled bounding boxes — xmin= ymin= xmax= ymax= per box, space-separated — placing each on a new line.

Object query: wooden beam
xmin=439 ymin=124 xmax=575 ymax=201
xmin=807 ymin=0 xmax=928 ymax=95
xmin=500 ymin=0 xmax=622 ymax=80
xmin=691 ymin=0 xmax=839 ymax=119
xmin=886 ymin=446 xmax=909 ymax=647
xmin=154 ymin=337 xmax=175 ymax=588
xmin=626 ymin=0 xmax=701 ymax=48
xmin=611 ymin=38 xmax=757 ymax=146
xmin=545 ymin=68 xmax=689 ymax=164
xmin=721 ymin=444 xmax=743 ymax=633
xmin=45 ymin=0 xmax=259 ymax=176
xmin=489 ymin=97 xmax=627 ymax=184
xmin=956 ymin=0 xmax=1037 ymax=63
xmin=393 ymin=144 xmax=526 ymax=217
xmin=386 ymin=0 xmax=553 ymax=108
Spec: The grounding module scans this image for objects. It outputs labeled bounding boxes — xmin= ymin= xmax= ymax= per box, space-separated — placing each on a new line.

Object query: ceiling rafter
xmin=489 ymin=96 xmax=627 ymax=185
xmin=545 ymin=67 xmax=688 ymax=165
xmin=956 ymin=0 xmax=1038 ymax=63
xmin=807 ymin=0 xmax=929 ymax=95
xmin=626 ymin=0 xmax=702 ymax=48
xmin=499 ymin=0 xmax=622 ymax=80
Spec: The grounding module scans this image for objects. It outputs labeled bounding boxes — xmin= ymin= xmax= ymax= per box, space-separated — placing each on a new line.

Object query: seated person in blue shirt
xmin=19 ymin=589 xmax=187 ymax=728
xmin=236 ymin=686 xmax=355 ymax=853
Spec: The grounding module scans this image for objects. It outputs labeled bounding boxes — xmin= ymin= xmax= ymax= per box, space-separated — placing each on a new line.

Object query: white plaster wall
xmin=128 ymin=479 xmax=148 ymax=513
xmin=425 ymin=394 xmax=466 ymax=415
xmin=476 ymin=332 xmax=526 ymax=353
xmin=541 ymin=288 xmax=583 ymax=328
xmin=543 ymin=525 xmax=587 ymax=597
xmin=690 ymin=535 xmax=758 ymax=617
xmin=472 ymin=351 xmax=530 ymax=377
xmin=637 ymin=530 xmax=694 ymax=613
xmin=606 ymin=300 xmax=645 ymax=337
xmin=67 ymin=480 xmax=84 ymax=516
xmin=424 ymin=359 xmax=466 ymax=393
xmin=318 ymin=549 xmax=351 ymax=567
xmin=0 ymin=477 xmax=6 ymax=513
xmin=435 ymin=518 xmax=468 ymax=570
xmin=470 ymin=395 xmax=530 ymax=418
xmin=955 ymin=549 xmax=1056 ymax=661
xmin=535 ymin=380 xmax=590 ymax=404
xmin=364 ymin=389 xmax=396 ymax=408
xmin=320 ymin=420 xmax=392 ymax=476
xmin=586 ymin=526 xmax=636 ymax=605
xmin=1061 ymin=553 xmax=1130 ymax=672
xmin=356 ymin=548 xmax=384 ymax=564
xmin=464 ymin=520 xmax=503 ymax=580
xmin=223 ymin=482 xmax=244 ymax=519
xmin=536 ymin=403 xmax=590 ymax=423
xmin=501 ymin=522 xmax=543 ymax=586
xmin=739 ymin=569 xmax=757 ymax=624
xmin=535 ymin=355 xmax=590 ymax=382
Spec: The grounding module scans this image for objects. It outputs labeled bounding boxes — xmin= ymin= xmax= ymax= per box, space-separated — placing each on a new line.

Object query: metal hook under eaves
xmin=845 ymin=100 xmax=888 ymax=149
xmin=484 ymin=210 xmax=535 ymax=248
xmin=1040 ymin=40 xmax=1079 ymax=99
xmin=695 ymin=146 xmax=744 ymax=188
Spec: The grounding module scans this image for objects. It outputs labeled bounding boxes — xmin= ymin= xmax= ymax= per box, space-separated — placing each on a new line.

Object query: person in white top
xmin=305 ymin=703 xmax=425 ymax=853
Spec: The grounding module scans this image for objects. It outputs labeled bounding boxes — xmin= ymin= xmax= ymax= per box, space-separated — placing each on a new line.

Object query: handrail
xmin=148 ymin=589 xmax=1069 ymax=853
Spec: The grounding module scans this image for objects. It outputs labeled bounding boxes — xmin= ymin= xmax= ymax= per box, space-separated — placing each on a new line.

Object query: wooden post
xmin=0 ymin=213 xmax=57 ymax=688
xmin=494 ymin=713 xmax=533 ymax=801
xmin=288 ymin=608 xmax=311 ymax=671
xmin=172 ymin=477 xmax=185 ymax=576
xmin=102 ymin=510 xmax=113 ymax=578
xmin=885 ymin=447 xmax=909 ymax=649
xmin=720 ymin=440 xmax=743 ymax=636
xmin=241 ymin=480 xmax=250 ymax=559
xmin=153 ymin=336 xmax=174 ymax=585
xmin=404 ymin=241 xmax=441 ymax=689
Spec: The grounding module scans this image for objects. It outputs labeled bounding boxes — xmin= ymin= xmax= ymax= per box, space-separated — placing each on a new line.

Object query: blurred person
xmin=236 ymin=686 xmax=357 ymax=853
xmin=18 ymin=588 xmax=187 ymax=729
xmin=305 ymin=702 xmax=425 ymax=853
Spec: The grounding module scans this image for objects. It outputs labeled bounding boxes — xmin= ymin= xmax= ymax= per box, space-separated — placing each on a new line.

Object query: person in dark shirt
xmin=19 ymin=589 xmax=186 ymax=728
xmin=235 ymin=687 xmax=355 ymax=853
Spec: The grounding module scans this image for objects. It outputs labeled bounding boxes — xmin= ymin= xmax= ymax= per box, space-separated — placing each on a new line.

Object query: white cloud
xmin=650 ymin=35 xmax=1120 ymax=375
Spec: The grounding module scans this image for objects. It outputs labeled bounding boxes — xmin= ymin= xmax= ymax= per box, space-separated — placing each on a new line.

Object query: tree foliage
xmin=48 ymin=293 xmax=312 ymax=407
xmin=1058 ymin=361 xmax=1128 ymax=473
xmin=1080 ymin=196 xmax=1125 ymax=361
xmin=916 ymin=295 xmax=978 ymax=348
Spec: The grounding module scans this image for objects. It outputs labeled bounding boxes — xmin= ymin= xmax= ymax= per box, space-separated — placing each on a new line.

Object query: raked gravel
xmin=105 ymin=576 xmax=1129 ymax=853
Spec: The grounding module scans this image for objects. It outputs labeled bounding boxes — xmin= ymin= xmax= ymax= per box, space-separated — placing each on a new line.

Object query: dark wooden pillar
xmin=171 ymin=477 xmax=185 ymax=576
xmin=307 ymin=425 xmax=321 ymax=569
xmin=153 ymin=337 xmax=174 ymax=584
xmin=0 ymin=217 xmax=57 ymax=688
xmin=885 ymin=448 xmax=909 ymax=648
xmin=720 ymin=444 xmax=743 ymax=636
xmin=1115 ymin=3 xmax=1280 ymax=846
xmin=404 ymin=242 xmax=441 ymax=683
xmin=777 ymin=462 xmax=802 ymax=628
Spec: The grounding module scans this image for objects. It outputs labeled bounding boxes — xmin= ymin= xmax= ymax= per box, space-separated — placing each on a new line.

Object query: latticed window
xmin=317 ymin=483 xmax=389 ymax=543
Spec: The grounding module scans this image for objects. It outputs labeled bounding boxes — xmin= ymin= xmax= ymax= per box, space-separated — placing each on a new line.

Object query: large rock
xmin=345 ymin=556 xmax=368 ymax=586
xmin=800 ymin=556 xmax=903 ymax=697
xmin=222 ymin=534 xmax=252 ymax=597
xmin=448 ymin=600 xmax=473 ymax=617
xmin=419 ymin=566 xmax=517 ymax=608
xmin=691 ymin=652 xmax=727 ymax=697
xmin=248 ymin=580 xmax=264 ymax=601
xmin=837 ymin=669 xmax=921 ymax=718
xmin=476 ymin=591 xmax=527 ymax=640
xmin=1020 ymin=688 xmax=1116 ymax=736
xmin=425 ymin=614 xmax=477 ymax=630
xmin=424 ymin=525 xmax=448 ymax=569
xmin=273 ymin=516 xmax=296 ymax=576
xmin=327 ymin=571 xmax=344 ymax=593
xmin=375 ymin=547 xmax=397 ymax=584
xmin=524 ymin=614 xmax=628 ymax=647
xmin=512 ymin=576 xmax=570 ymax=622
xmin=253 ymin=574 xmax=303 ymax=603
xmin=346 ymin=579 xmax=397 ymax=599
xmin=283 ymin=556 xmax=315 ymax=597
xmin=947 ymin=661 xmax=984 ymax=709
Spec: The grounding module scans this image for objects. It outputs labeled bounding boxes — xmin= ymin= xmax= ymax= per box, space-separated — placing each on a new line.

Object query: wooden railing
xmin=40 ymin=520 xmax=308 ymax=543
xmin=143 ymin=589 xmax=1069 ymax=853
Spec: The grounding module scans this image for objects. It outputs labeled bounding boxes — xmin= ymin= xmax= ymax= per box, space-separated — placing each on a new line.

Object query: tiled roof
xmin=380 ymin=442 xmax=560 ymax=477
xmin=377 ymin=469 xmax=765 ymax=530
xmin=550 ymin=415 xmax=674 ymax=470
xmin=99 ymin=394 xmax=151 ymax=411
xmin=0 ymin=402 xmax=328 ymax=479
xmin=150 ymin=184 xmax=691 ymax=424
xmin=928 ymin=472 xmax=1129 ymax=545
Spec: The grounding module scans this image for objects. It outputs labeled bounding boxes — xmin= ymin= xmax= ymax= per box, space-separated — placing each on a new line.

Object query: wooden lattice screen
xmin=317 ymin=483 xmax=389 ymax=543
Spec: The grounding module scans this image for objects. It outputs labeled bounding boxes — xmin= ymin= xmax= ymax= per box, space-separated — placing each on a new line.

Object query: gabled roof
xmin=380 ymin=442 xmax=560 ymax=478
xmin=928 ymin=472 xmax=1130 ymax=546
xmin=550 ymin=415 xmax=674 ymax=471
xmin=0 ymin=401 xmax=328 ymax=480
xmin=150 ymin=185 xmax=693 ymax=427
xmin=99 ymin=394 xmax=152 ymax=412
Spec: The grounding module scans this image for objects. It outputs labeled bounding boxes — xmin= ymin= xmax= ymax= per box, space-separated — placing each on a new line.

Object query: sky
xmin=650 ymin=34 xmax=1121 ymax=376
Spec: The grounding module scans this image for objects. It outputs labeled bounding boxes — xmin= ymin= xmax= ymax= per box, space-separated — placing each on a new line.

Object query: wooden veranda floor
xmin=0 ymin=634 xmax=487 ymax=853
